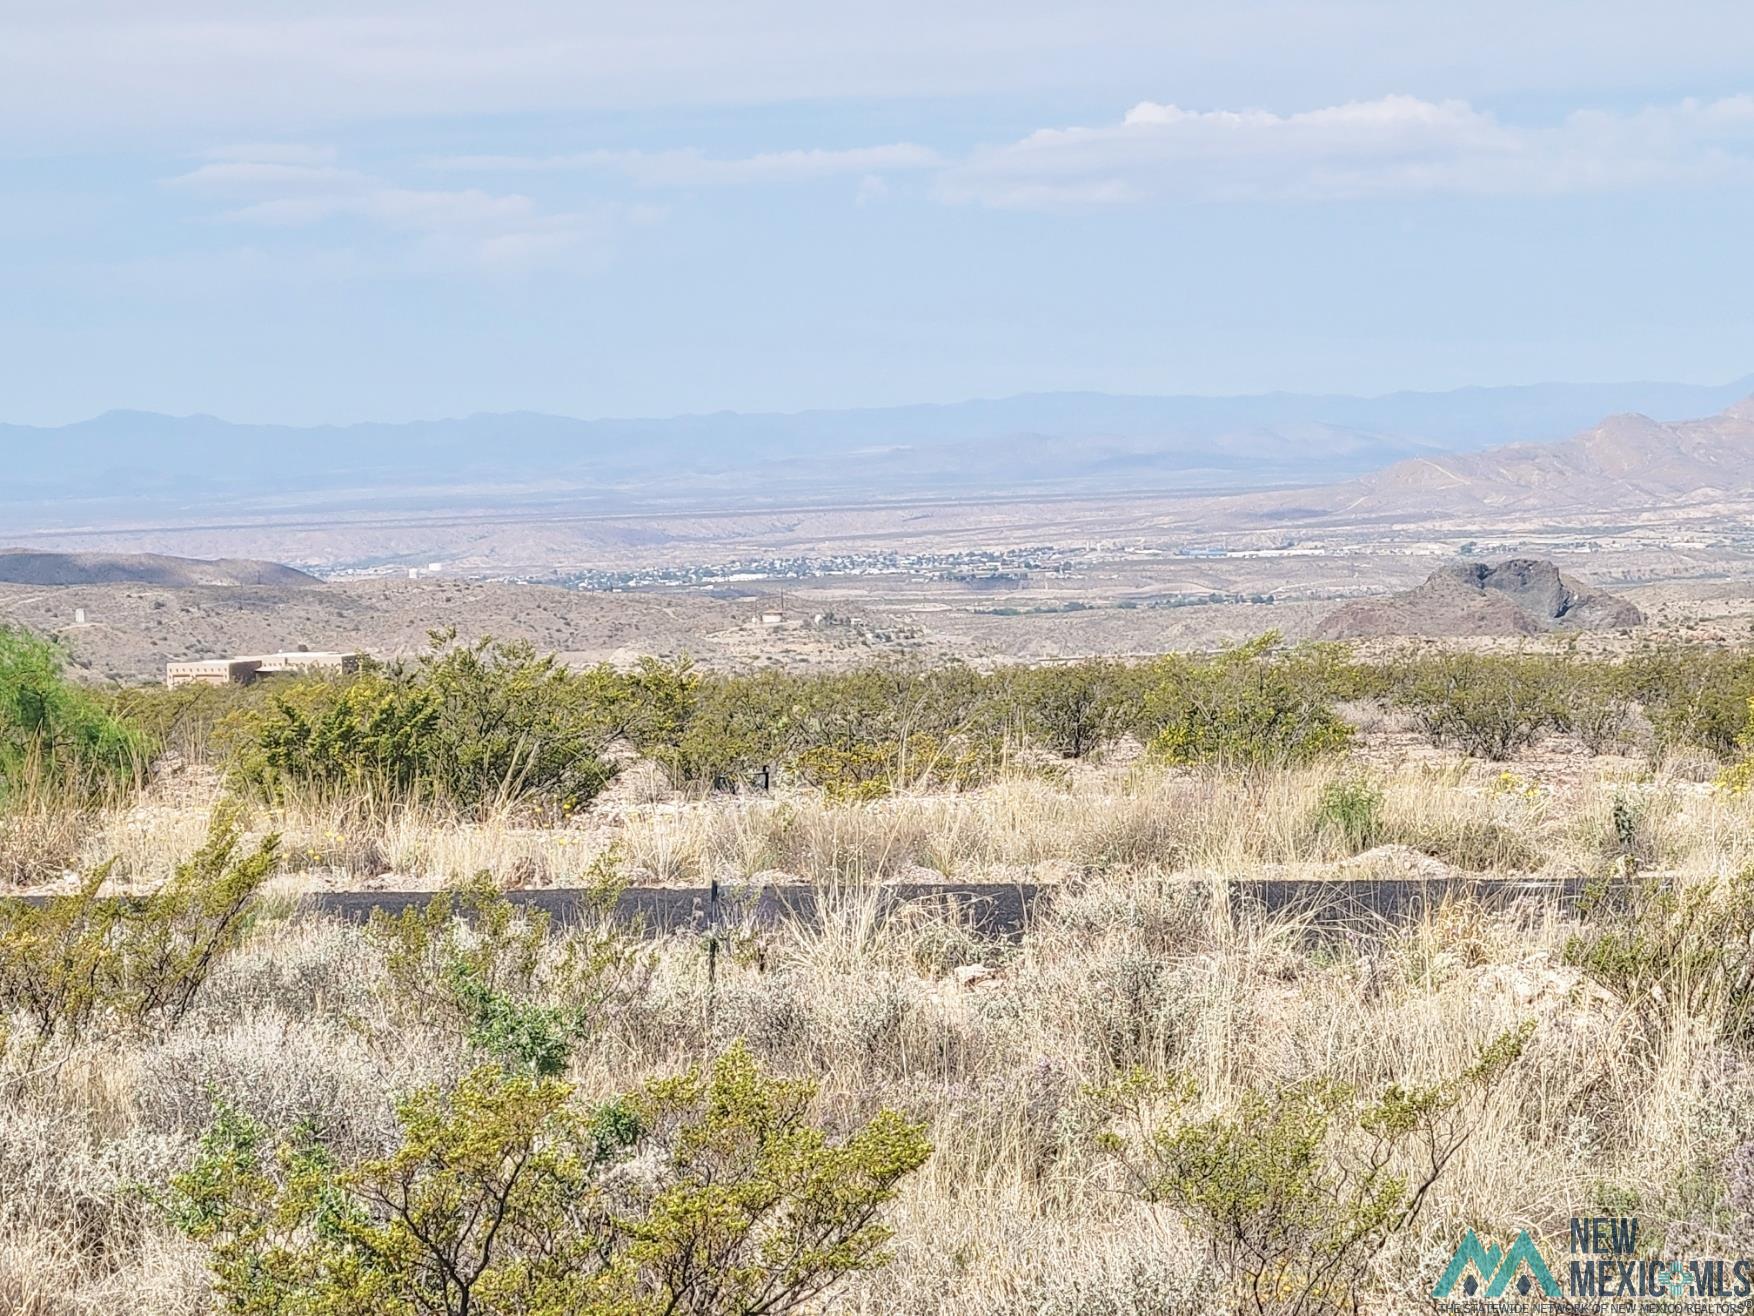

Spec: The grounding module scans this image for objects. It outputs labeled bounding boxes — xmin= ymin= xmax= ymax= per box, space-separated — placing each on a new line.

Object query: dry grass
xmin=6 ymin=737 xmax=1754 ymax=1312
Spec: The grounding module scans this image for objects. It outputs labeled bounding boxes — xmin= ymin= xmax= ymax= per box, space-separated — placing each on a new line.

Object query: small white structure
xmin=760 ymin=611 xmax=784 ymax=627
xmin=73 ymin=608 xmax=86 ymax=625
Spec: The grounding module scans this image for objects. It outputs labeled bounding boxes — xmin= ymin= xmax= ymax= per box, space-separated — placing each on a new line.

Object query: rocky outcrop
xmin=1313 ymin=558 xmax=1642 ymax=640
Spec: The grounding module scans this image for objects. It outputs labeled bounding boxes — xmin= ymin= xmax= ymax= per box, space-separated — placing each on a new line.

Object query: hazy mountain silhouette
xmin=6 ymin=377 xmax=1751 ymax=514
xmin=1230 ymin=392 xmax=1754 ymax=525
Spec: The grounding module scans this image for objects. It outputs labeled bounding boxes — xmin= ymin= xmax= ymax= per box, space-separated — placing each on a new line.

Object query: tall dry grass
xmin=6 ymin=746 xmax=1754 ymax=1311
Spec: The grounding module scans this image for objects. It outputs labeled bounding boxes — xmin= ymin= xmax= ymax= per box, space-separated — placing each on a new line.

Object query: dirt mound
xmin=1313 ymin=558 xmax=1643 ymax=639
xmin=0 ymin=549 xmax=318 ymax=588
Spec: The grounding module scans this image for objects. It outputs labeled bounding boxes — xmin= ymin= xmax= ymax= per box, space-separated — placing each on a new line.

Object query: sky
xmin=4 ymin=1 xmax=1754 ymax=426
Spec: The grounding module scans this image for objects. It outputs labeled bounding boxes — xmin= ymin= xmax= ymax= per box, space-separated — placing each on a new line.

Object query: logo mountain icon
xmin=1433 ymin=1229 xmax=1562 ymax=1300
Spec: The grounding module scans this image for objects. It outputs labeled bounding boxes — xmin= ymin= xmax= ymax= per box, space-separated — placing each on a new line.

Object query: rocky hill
xmin=0 ymin=549 xmax=318 ymax=588
xmin=1313 ymin=559 xmax=1643 ymax=639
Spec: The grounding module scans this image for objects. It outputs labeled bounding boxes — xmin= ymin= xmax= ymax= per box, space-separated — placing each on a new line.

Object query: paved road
xmin=310 ymin=882 xmax=1044 ymax=939
xmin=7 ymin=875 xmax=1597 ymax=938
xmin=305 ymin=874 xmax=1596 ymax=939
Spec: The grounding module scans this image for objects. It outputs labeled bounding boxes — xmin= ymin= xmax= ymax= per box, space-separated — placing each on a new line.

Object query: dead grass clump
xmin=0 ymin=803 xmax=86 ymax=887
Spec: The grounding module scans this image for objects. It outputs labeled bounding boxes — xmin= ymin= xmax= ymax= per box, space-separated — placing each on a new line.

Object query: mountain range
xmin=1228 ymin=395 xmax=1754 ymax=526
xmin=6 ymin=376 xmax=1754 ymax=520
xmin=0 ymin=549 xmax=317 ymax=588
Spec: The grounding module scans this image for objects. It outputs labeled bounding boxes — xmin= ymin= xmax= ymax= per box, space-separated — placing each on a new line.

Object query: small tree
xmin=172 ymin=1043 xmax=931 ymax=1316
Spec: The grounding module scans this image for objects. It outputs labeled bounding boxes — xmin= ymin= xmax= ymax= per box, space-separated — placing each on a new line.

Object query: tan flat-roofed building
xmin=166 ymin=650 xmax=359 ymax=688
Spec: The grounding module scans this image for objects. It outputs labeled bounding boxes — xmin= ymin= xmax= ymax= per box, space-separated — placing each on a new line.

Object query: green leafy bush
xmin=1310 ymin=775 xmax=1383 ymax=854
xmin=0 ymin=624 xmax=144 ymax=802
xmin=655 ymin=665 xmax=1002 ymax=793
xmin=1549 ymin=660 xmax=1636 ymax=755
xmin=1138 ymin=636 xmax=1355 ymax=769
xmin=1007 ymin=659 xmax=1136 ymax=759
xmin=1391 ymin=653 xmax=1567 ymax=761
xmin=1631 ymin=648 xmax=1754 ymax=759
xmin=0 ymin=804 xmax=277 ymax=1047
xmin=366 ymin=865 xmax=648 ymax=1076
xmin=234 ymin=632 xmax=615 ymax=814
xmin=1095 ymin=1026 xmax=1530 ymax=1316
xmin=171 ymin=1042 xmax=931 ymax=1316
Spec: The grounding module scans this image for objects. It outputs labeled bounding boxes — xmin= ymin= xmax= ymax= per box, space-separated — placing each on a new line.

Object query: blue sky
xmin=4 ymin=1 xmax=1753 ymax=425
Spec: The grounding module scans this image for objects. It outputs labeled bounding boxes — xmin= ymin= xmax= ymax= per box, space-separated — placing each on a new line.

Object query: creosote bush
xmin=233 ymin=631 xmax=617 ymax=815
xmin=366 ymin=862 xmax=650 ymax=1076
xmin=100 ymin=632 xmax=1754 ymax=811
xmin=1392 ymin=653 xmax=1569 ymax=761
xmin=1630 ymin=647 xmax=1754 ymax=759
xmin=1141 ymin=636 xmax=1355 ymax=769
xmin=1093 ymin=1024 xmax=1532 ymax=1316
xmin=169 ymin=1041 xmax=931 ymax=1316
xmin=0 ymin=803 xmax=277 ymax=1049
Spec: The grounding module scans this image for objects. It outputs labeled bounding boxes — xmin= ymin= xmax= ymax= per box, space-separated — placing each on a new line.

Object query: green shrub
xmin=234 ymin=632 xmax=615 ymax=814
xmin=0 ymin=804 xmax=277 ymax=1047
xmin=662 ymin=668 xmax=792 ymax=787
xmin=171 ymin=1042 xmax=930 ymax=1316
xmin=1096 ymin=1026 xmax=1530 ymax=1316
xmin=1007 ymin=660 xmax=1135 ymax=759
xmin=1139 ymin=636 xmax=1354 ymax=769
xmin=0 ymin=624 xmax=144 ymax=802
xmin=1712 ymin=696 xmax=1754 ymax=796
xmin=1631 ymin=648 xmax=1754 ymax=759
xmin=1549 ymin=661 xmax=1636 ymax=755
xmin=1391 ymin=653 xmax=1567 ymax=760
xmin=109 ymin=678 xmax=276 ymax=767
xmin=366 ymin=864 xmax=648 ymax=1076
xmin=1310 ymin=775 xmax=1383 ymax=854
xmin=235 ymin=670 xmax=438 ymax=803
xmin=657 ymin=665 xmax=1002 ymax=793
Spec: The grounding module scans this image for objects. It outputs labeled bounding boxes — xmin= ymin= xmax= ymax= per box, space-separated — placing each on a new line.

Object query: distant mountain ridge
xmin=5 ymin=377 xmax=1752 ymax=515
xmin=1236 ymin=392 xmax=1754 ymax=525
xmin=0 ymin=549 xmax=318 ymax=588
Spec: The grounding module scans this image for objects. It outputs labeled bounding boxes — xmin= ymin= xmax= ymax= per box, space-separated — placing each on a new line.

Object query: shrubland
xmin=10 ymin=624 xmax=1754 ymax=1311
xmin=83 ymin=628 xmax=1754 ymax=811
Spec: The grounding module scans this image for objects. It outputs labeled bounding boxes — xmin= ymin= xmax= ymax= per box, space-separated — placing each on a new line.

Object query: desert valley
xmin=9 ymin=7 xmax=1754 ymax=1311
xmin=11 ymin=386 xmax=1754 ymax=1312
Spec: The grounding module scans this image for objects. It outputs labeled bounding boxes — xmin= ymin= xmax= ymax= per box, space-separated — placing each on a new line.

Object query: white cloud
xmin=165 ymin=149 xmax=640 ymax=274
xmin=940 ymin=93 xmax=1754 ymax=207
xmin=435 ymin=143 xmax=940 ymax=186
